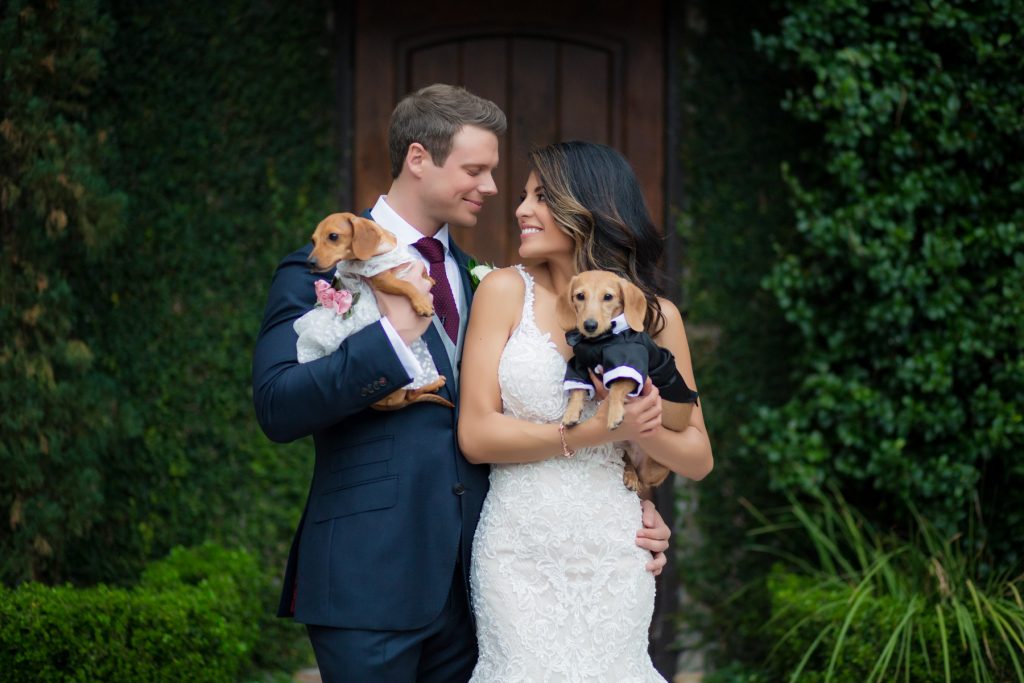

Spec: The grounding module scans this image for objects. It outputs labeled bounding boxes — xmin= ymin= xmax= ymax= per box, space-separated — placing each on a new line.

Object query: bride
xmin=458 ymin=141 xmax=714 ymax=681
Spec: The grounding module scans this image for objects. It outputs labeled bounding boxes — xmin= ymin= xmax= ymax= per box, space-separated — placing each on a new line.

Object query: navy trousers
xmin=307 ymin=564 xmax=477 ymax=682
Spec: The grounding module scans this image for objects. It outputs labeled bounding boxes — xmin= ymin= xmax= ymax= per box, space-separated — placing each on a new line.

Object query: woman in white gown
xmin=458 ymin=142 xmax=714 ymax=682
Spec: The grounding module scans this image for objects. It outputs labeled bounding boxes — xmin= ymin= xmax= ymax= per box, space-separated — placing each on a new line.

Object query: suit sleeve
xmin=251 ymin=249 xmax=412 ymax=443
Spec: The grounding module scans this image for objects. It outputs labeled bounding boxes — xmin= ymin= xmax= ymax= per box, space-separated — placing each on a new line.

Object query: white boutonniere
xmin=467 ymin=257 xmax=496 ymax=290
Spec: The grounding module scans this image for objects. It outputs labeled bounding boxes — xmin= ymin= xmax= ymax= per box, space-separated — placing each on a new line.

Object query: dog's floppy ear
xmin=557 ymin=275 xmax=581 ymax=331
xmin=349 ymin=215 xmax=385 ymax=260
xmin=620 ymin=278 xmax=647 ymax=332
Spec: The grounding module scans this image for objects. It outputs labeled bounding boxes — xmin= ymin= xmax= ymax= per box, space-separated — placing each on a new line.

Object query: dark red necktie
xmin=413 ymin=236 xmax=460 ymax=343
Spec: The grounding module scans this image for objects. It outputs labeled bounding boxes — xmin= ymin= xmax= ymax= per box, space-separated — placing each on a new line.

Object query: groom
xmin=252 ymin=84 xmax=670 ymax=682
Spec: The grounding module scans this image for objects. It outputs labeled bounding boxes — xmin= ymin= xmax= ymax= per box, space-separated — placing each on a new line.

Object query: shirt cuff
xmin=601 ymin=366 xmax=644 ymax=397
xmin=379 ymin=317 xmax=424 ymax=379
xmin=564 ymin=380 xmax=596 ymax=400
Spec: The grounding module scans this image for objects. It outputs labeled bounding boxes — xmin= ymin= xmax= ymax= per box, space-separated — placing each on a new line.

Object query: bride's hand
xmin=590 ymin=375 xmax=662 ymax=443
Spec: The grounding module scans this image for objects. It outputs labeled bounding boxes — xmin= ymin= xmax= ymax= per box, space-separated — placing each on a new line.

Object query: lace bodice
xmin=469 ymin=266 xmax=664 ymax=682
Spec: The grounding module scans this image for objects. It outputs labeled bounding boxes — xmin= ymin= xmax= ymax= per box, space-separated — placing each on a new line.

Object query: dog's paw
xmin=606 ymin=402 xmax=625 ymax=430
xmin=412 ymin=298 xmax=435 ymax=317
xmin=622 ymin=469 xmax=641 ymax=492
xmin=562 ymin=397 xmax=585 ymax=426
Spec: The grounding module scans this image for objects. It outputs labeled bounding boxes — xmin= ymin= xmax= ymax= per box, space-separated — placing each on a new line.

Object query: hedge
xmin=0 ymin=544 xmax=262 ymax=683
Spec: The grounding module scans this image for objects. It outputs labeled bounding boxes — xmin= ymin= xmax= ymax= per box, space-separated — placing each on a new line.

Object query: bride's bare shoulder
xmin=475 ymin=266 xmax=526 ymax=297
xmin=471 ymin=266 xmax=527 ymax=324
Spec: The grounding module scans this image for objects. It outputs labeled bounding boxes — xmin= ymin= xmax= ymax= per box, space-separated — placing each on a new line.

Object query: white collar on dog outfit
xmin=609 ymin=314 xmax=629 ymax=335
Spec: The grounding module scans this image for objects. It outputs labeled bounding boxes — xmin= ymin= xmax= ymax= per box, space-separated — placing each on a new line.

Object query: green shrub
xmin=0 ymin=544 xmax=261 ymax=683
xmin=767 ymin=571 xmax=1022 ymax=683
xmin=754 ymin=493 xmax=1024 ymax=682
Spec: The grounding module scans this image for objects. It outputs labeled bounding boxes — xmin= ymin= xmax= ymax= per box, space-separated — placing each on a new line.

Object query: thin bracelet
xmin=558 ymin=422 xmax=576 ymax=458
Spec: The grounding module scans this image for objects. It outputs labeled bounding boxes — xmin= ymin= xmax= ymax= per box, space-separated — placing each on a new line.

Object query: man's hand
xmin=636 ymin=498 xmax=671 ymax=576
xmin=375 ymin=261 xmax=434 ymax=345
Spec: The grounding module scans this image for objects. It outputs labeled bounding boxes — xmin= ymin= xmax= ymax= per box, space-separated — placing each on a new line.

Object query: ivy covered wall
xmin=678 ymin=0 xmax=1024 ymax=670
xmin=1 ymin=0 xmax=337 ymax=591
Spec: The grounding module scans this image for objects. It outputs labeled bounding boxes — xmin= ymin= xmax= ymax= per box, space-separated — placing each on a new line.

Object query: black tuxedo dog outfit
xmin=563 ymin=314 xmax=699 ymax=405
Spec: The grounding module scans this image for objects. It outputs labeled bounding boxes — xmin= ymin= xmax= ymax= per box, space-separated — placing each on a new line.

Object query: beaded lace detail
xmin=469 ymin=265 xmax=664 ymax=682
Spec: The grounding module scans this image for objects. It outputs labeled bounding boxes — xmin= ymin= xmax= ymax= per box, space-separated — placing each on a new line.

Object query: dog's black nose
xmin=583 ymin=319 xmax=598 ymax=333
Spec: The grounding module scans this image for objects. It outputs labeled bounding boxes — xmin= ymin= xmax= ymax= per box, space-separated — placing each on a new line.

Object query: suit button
xmin=452 ymin=483 xmax=466 ymax=496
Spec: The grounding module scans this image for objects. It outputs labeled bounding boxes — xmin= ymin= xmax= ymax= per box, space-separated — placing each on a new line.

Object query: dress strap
xmin=513 ymin=265 xmax=537 ymax=328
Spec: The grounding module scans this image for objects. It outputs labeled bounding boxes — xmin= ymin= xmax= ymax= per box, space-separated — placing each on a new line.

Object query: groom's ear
xmin=404 ymin=142 xmax=430 ymax=179
xmin=556 ymin=276 xmax=580 ymax=331
xmin=349 ymin=215 xmax=385 ymax=260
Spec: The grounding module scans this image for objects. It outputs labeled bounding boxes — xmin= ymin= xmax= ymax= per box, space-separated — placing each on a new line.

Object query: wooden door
xmin=353 ymin=0 xmax=666 ymax=268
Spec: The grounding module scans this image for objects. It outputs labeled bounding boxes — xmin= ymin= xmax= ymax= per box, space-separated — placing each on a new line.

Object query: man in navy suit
xmin=252 ymin=84 xmax=671 ymax=682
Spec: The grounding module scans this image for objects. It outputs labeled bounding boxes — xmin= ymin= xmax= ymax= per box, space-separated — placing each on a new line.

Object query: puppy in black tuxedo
xmin=558 ymin=270 xmax=698 ymax=491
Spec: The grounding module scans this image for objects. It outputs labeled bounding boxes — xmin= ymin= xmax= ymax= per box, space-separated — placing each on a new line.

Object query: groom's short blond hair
xmin=388 ymin=84 xmax=507 ymax=178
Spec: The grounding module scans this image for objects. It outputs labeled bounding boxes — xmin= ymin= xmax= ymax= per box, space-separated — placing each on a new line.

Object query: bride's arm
xmin=630 ymin=299 xmax=714 ymax=480
xmin=457 ymin=268 xmax=662 ymax=465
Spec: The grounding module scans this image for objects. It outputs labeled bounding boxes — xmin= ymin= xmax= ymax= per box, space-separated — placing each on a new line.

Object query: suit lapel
xmin=448 ymin=239 xmax=475 ymax=313
xmin=422 ymin=323 xmax=456 ymax=403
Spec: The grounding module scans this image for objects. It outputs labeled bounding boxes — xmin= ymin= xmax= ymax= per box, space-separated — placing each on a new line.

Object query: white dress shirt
xmin=369 ymin=196 xmax=464 ymax=378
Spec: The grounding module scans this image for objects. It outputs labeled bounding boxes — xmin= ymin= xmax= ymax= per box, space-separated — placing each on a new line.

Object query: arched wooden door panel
xmin=398 ymin=34 xmax=623 ymax=266
xmin=354 ymin=1 xmax=664 ymax=268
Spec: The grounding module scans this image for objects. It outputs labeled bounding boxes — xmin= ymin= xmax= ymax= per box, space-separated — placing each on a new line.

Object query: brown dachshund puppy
xmin=557 ymin=270 xmax=696 ymax=492
xmin=308 ymin=212 xmax=435 ymax=317
xmin=306 ymin=212 xmax=452 ymax=410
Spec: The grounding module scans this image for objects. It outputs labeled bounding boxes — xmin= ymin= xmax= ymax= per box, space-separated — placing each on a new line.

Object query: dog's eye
xmin=603 ymin=293 xmax=614 ymax=301
xmin=328 ymin=233 xmax=339 ymax=242
xmin=575 ymin=292 xmax=585 ymax=301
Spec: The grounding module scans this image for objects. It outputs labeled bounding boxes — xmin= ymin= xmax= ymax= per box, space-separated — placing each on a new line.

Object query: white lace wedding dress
xmin=469 ymin=266 xmax=665 ymax=682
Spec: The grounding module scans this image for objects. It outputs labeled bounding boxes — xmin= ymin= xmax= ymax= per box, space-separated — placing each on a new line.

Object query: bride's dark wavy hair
xmin=528 ymin=141 xmax=667 ymax=335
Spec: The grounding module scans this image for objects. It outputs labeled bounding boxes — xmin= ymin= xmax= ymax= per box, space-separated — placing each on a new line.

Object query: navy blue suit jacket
xmin=252 ymin=223 xmax=489 ymax=631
